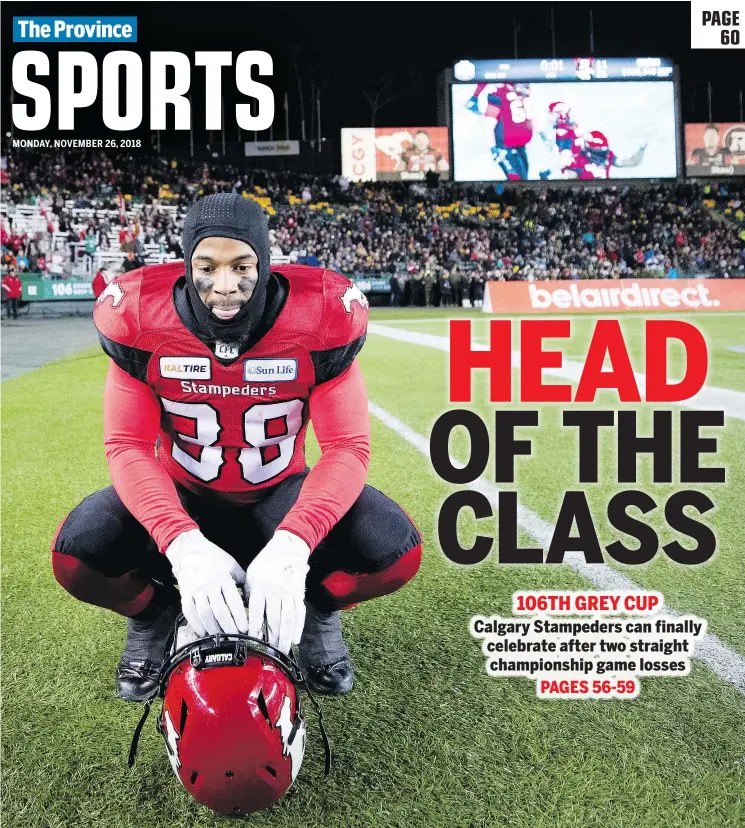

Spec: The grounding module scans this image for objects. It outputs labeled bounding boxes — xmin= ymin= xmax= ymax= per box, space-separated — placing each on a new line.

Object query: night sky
xmin=2 ymin=1 xmax=743 ymax=147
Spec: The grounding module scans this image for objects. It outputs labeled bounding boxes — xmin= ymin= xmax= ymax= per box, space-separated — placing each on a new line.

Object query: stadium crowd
xmin=2 ymin=153 xmax=744 ymax=302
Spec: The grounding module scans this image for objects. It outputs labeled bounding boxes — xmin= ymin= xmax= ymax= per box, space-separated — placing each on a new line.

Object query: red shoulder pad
xmin=93 ymin=261 xmax=184 ymax=347
xmin=93 ymin=268 xmax=146 ymax=348
xmin=321 ymin=269 xmax=369 ymax=349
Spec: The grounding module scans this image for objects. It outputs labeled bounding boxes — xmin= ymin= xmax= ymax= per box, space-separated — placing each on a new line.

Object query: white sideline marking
xmin=368 ymin=400 xmax=745 ymax=695
xmin=368 ymin=322 xmax=745 ymax=421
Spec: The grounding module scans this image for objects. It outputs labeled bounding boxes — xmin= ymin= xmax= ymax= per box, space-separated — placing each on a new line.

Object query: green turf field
xmin=2 ymin=309 xmax=744 ymax=827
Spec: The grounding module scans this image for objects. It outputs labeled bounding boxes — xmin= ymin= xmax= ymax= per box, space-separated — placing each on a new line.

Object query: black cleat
xmin=115 ymin=660 xmax=162 ymax=702
xmin=302 ymin=658 xmax=355 ymax=696
xmin=116 ymin=597 xmax=180 ymax=702
xmin=298 ymin=604 xmax=355 ymax=695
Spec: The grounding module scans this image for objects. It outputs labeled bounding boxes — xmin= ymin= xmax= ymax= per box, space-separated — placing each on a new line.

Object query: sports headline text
xmin=430 ymin=320 xmax=725 ymax=566
xmin=11 ymin=50 xmax=274 ymax=131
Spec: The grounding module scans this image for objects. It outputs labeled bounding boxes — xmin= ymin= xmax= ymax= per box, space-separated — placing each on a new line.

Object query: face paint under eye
xmin=194 ymin=275 xmax=214 ymax=294
xmin=238 ymin=275 xmax=257 ymax=293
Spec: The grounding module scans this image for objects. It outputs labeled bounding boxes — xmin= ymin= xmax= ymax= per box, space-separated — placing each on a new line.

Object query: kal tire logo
xmin=159 ymin=357 xmax=212 ymax=379
xmin=340 ymin=283 xmax=370 ymax=313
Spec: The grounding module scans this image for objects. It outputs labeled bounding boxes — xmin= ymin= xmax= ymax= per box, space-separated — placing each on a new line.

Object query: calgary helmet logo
xmin=275 ymin=695 xmax=306 ymax=781
xmin=340 ymin=283 xmax=370 ymax=314
xmin=163 ymin=710 xmax=182 ymax=775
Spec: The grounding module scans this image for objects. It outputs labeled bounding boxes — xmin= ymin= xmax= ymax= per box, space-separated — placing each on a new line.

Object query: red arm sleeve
xmin=103 ymin=361 xmax=198 ymax=552
xmin=278 ymin=359 xmax=370 ymax=551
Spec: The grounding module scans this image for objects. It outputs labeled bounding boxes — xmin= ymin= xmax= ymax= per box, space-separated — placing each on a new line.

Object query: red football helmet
xmin=548 ymin=101 xmax=573 ymax=125
xmin=585 ymin=130 xmax=610 ymax=164
xmin=128 ymin=618 xmax=330 ymax=816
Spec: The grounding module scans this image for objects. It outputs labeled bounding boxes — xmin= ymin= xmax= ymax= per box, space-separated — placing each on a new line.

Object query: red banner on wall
xmin=483 ymin=279 xmax=745 ymax=314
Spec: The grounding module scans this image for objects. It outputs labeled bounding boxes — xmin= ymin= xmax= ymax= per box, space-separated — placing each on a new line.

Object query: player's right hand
xmin=166 ymin=529 xmax=249 ymax=637
xmin=465 ymin=95 xmax=480 ymax=113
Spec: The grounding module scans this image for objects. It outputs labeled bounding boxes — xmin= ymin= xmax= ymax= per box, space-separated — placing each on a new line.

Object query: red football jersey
xmin=562 ymin=148 xmax=616 ymax=180
xmin=94 ymin=262 xmax=369 ymax=501
xmin=400 ymin=147 xmax=446 ymax=173
xmin=485 ymin=84 xmax=534 ymax=148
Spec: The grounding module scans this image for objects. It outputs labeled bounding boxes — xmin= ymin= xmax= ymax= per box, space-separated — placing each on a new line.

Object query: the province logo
xmin=159 ymin=357 xmax=212 ymax=380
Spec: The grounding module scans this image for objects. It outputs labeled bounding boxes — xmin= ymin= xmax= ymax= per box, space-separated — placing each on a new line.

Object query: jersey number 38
xmin=160 ymin=398 xmax=305 ymax=484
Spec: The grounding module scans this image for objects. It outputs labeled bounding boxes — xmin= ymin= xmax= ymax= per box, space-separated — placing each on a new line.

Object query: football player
xmin=51 ymin=194 xmax=422 ymax=701
xmin=465 ymin=82 xmax=534 ymax=180
xmin=545 ymin=101 xmax=579 ymax=152
xmin=395 ymin=130 xmax=450 ymax=176
xmin=688 ymin=123 xmax=733 ymax=169
xmin=562 ymin=131 xmax=646 ymax=179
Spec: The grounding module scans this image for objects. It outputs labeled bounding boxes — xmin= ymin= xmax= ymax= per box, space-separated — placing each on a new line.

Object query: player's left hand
xmin=244 ymin=530 xmax=310 ymax=654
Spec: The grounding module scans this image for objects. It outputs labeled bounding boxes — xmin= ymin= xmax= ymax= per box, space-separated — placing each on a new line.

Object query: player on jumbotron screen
xmin=538 ymin=101 xmax=581 ymax=174
xmin=374 ymin=130 xmax=449 ymax=178
xmin=562 ymin=130 xmax=646 ymax=179
xmin=687 ymin=123 xmax=734 ymax=169
xmin=465 ymin=82 xmax=533 ymax=180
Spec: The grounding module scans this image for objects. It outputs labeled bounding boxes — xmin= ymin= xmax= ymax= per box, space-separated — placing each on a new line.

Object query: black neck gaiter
xmin=182 ymin=193 xmax=271 ymax=344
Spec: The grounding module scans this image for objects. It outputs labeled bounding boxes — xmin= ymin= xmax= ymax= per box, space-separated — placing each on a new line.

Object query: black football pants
xmin=52 ymin=471 xmax=422 ymax=617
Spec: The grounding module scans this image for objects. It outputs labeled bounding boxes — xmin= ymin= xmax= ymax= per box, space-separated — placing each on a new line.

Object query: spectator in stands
xmin=388 ymin=274 xmax=400 ymax=306
xmin=2 ymin=270 xmax=23 ymax=319
xmin=440 ymin=271 xmax=453 ymax=307
xmin=469 ymin=274 xmax=485 ymax=308
xmin=3 ymin=152 xmax=744 ymax=286
xmin=449 ymin=269 xmax=462 ymax=306
xmin=119 ymin=226 xmax=135 ymax=252
xmin=16 ymin=252 xmax=30 ymax=272
xmin=84 ymin=231 xmax=97 ymax=273
xmin=66 ymin=228 xmax=79 ymax=263
xmin=92 ymin=267 xmax=110 ymax=299
xmin=122 ymin=250 xmax=139 ymax=273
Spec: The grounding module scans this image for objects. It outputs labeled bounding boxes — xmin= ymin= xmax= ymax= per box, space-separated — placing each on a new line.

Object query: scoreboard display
xmin=341 ymin=127 xmax=450 ymax=182
xmin=685 ymin=123 xmax=745 ymax=177
xmin=453 ymin=57 xmax=675 ymax=82
xmin=450 ymin=57 xmax=679 ymax=182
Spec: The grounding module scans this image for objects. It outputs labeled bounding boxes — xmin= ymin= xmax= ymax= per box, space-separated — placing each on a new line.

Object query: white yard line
xmin=368 ymin=399 xmax=745 ymax=695
xmin=368 ymin=322 xmax=745 ymax=421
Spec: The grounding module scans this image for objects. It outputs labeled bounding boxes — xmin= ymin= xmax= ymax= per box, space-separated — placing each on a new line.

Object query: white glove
xmin=244 ymin=530 xmax=310 ymax=654
xmin=166 ymin=529 xmax=249 ymax=637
